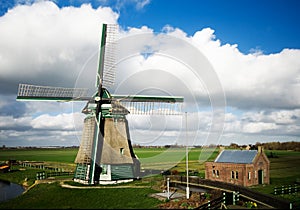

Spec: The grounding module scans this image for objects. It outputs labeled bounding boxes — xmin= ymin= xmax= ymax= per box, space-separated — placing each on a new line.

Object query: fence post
xmin=207 ymin=200 xmax=210 ymax=210
xmin=42 ymin=171 xmax=45 ymax=179
xmin=167 ymin=177 xmax=170 ymax=200
xmin=233 ymin=191 xmax=236 ymax=205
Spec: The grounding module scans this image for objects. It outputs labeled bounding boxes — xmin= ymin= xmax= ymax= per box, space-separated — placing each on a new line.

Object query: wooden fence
xmin=195 ymin=192 xmax=228 ymax=209
xmin=168 ymin=175 xmax=291 ymax=209
xmin=274 ymin=184 xmax=299 ymax=195
xmin=36 ymin=171 xmax=73 ymax=180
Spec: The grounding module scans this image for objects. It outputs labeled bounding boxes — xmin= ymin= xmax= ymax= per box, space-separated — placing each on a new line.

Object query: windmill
xmin=17 ymin=24 xmax=184 ymax=185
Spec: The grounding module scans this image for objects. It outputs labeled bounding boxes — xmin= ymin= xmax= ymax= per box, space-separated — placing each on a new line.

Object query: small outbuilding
xmin=205 ymin=146 xmax=270 ymax=187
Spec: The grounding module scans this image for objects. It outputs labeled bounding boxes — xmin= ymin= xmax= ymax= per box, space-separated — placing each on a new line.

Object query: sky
xmin=0 ymin=0 xmax=299 ymax=147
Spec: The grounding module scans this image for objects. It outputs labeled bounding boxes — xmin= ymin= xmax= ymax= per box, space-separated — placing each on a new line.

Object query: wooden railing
xmin=274 ymin=184 xmax=299 ymax=195
xmin=168 ymin=175 xmax=291 ymax=209
xmin=195 ymin=194 xmax=225 ymax=209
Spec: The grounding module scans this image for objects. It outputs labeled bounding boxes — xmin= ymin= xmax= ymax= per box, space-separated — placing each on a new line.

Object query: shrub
xmin=244 ymin=201 xmax=257 ymax=208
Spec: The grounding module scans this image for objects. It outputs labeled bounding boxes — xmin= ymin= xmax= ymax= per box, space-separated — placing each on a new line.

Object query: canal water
xmin=0 ymin=179 xmax=25 ymax=202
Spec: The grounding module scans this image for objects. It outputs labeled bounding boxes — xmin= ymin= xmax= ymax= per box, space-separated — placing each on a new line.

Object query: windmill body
xmin=73 ymin=88 xmax=141 ymax=184
xmin=17 ymin=24 xmax=184 ymax=185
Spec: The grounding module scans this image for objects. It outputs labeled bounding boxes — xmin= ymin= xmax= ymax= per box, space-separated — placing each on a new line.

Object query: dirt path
xmin=60 ymin=182 xmax=149 ymax=189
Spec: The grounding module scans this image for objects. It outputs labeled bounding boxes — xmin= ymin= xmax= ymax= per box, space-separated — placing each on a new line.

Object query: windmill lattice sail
xmin=111 ymin=95 xmax=183 ymax=115
xmin=17 ymin=84 xmax=89 ymax=101
xmin=102 ymin=24 xmax=118 ymax=88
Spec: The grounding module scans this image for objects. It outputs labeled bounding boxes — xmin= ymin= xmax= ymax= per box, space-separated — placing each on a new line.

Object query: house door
xmin=258 ymin=170 xmax=264 ymax=184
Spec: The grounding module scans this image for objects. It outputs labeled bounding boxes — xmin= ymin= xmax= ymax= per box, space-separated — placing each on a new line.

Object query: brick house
xmin=205 ymin=146 xmax=270 ymax=187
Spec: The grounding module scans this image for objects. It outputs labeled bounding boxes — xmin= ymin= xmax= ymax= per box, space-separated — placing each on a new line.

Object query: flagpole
xmin=185 ymin=111 xmax=189 ymax=199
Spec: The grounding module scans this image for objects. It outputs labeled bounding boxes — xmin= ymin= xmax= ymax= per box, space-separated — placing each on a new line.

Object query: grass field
xmin=0 ymin=147 xmax=299 ymax=209
xmin=0 ymin=181 xmax=162 ymax=209
xmin=0 ymin=147 xmax=219 ymax=173
xmin=0 ymin=147 xmax=77 ymax=163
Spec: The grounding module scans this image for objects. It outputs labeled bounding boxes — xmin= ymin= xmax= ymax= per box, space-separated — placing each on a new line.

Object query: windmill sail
xmin=16 ymin=23 xmax=184 ymax=185
xmin=17 ymin=83 xmax=89 ymax=101
xmin=111 ymin=95 xmax=183 ymax=115
xmin=97 ymin=24 xmax=118 ymax=89
xmin=102 ymin=24 xmax=118 ymax=88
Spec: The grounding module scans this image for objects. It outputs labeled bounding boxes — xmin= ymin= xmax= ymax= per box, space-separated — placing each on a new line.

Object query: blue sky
xmin=2 ymin=0 xmax=299 ymax=54
xmin=0 ymin=0 xmax=299 ymax=147
xmin=118 ymin=0 xmax=300 ymax=54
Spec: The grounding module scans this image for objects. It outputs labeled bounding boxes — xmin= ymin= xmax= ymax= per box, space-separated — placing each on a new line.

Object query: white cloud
xmin=110 ymin=0 xmax=150 ymax=11
xmin=0 ymin=115 xmax=32 ymax=129
xmin=222 ymin=109 xmax=300 ymax=137
xmin=0 ymin=1 xmax=299 ymax=146
xmin=189 ymin=29 xmax=300 ymax=109
xmin=0 ymin=1 xmax=119 ymax=93
xmin=135 ymin=0 xmax=150 ymax=10
xmin=31 ymin=112 xmax=84 ymax=130
xmin=242 ymin=122 xmax=277 ymax=133
xmin=269 ymin=110 xmax=300 ymax=124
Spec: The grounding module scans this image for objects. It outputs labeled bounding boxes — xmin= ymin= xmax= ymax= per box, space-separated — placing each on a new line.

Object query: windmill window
xmin=120 ymin=148 xmax=124 ymax=155
xmin=114 ymin=118 xmax=118 ymax=125
xmin=235 ymin=171 xmax=239 ymax=179
xmin=101 ymin=164 xmax=108 ymax=175
xmin=216 ymin=170 xmax=219 ymax=177
xmin=248 ymin=172 xmax=251 ymax=180
xmin=212 ymin=170 xmax=215 ymax=177
xmin=231 ymin=171 xmax=234 ymax=179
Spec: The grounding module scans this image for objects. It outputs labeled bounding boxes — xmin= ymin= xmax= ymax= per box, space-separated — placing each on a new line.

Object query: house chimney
xmin=258 ymin=146 xmax=263 ymax=153
xmin=219 ymin=146 xmax=225 ymax=152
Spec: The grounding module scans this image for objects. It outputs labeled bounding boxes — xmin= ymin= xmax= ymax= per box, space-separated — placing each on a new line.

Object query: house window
xmin=216 ymin=170 xmax=219 ymax=177
xmin=212 ymin=170 xmax=215 ymax=177
xmin=235 ymin=171 xmax=239 ymax=179
xmin=231 ymin=171 xmax=234 ymax=179
xmin=248 ymin=172 xmax=251 ymax=180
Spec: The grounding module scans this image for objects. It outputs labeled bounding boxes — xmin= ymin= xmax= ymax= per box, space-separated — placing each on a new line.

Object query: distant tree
xmin=229 ymin=143 xmax=239 ymax=149
xmin=249 ymin=144 xmax=257 ymax=150
xmin=259 ymin=141 xmax=300 ymax=151
xmin=255 ymin=142 xmax=262 ymax=147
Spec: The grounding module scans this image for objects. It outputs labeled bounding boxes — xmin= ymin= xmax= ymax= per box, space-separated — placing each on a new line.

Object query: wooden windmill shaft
xmin=16 ymin=23 xmax=184 ymax=185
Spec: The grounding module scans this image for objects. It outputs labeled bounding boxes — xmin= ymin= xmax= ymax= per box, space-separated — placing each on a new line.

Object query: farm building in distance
xmin=205 ymin=146 xmax=270 ymax=187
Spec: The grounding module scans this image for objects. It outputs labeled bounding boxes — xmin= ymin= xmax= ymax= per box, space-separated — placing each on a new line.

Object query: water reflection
xmin=0 ymin=179 xmax=25 ymax=202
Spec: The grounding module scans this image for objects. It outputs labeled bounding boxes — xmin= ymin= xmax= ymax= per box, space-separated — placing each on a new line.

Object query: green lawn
xmin=0 ymin=148 xmax=299 ymax=209
xmin=0 ymin=182 xmax=162 ymax=209
xmin=250 ymin=150 xmax=300 ymax=208
xmin=0 ymin=148 xmax=77 ymax=163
